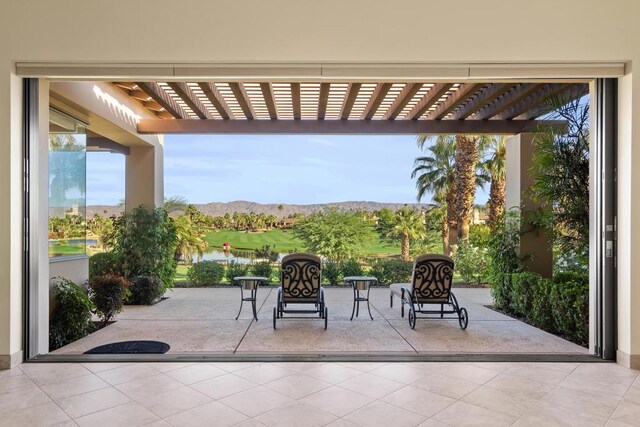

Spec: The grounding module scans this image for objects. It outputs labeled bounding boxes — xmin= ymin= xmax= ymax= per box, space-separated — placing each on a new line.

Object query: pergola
xmin=113 ymin=81 xmax=588 ymax=134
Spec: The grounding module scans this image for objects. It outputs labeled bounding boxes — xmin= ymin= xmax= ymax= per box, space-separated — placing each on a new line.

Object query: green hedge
xmin=369 ymin=258 xmax=413 ymax=285
xmin=49 ymin=278 xmax=94 ymax=350
xmin=187 ymin=261 xmax=225 ymax=286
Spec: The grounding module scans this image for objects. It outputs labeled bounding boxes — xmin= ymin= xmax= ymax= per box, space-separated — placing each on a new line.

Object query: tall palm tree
xmin=163 ymin=195 xmax=188 ymax=214
xmin=482 ymin=136 xmax=507 ymax=228
xmin=412 ymin=135 xmax=456 ymax=254
xmin=387 ymin=205 xmax=425 ymax=262
xmin=454 ymin=135 xmax=480 ymax=241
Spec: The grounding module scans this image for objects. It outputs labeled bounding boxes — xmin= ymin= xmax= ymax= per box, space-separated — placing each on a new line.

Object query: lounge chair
xmin=389 ymin=254 xmax=468 ymax=330
xmin=273 ymin=253 xmax=328 ymax=329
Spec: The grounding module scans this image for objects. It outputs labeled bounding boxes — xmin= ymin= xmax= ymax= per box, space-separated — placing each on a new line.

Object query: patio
xmin=53 ymin=287 xmax=587 ymax=356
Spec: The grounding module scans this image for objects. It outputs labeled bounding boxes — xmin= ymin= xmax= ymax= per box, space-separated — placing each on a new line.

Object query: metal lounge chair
xmin=273 ymin=253 xmax=328 ymax=329
xmin=389 ymin=254 xmax=468 ymax=330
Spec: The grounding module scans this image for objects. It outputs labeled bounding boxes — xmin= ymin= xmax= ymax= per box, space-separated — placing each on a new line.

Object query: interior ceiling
xmin=114 ymin=81 xmax=588 ymax=122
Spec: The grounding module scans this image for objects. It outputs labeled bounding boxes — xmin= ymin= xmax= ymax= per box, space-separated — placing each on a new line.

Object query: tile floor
xmin=53 ymin=288 xmax=587 ymax=355
xmin=1 ymin=361 xmax=639 ymax=426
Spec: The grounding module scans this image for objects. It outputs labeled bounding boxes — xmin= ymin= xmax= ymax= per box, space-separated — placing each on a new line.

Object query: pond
xmin=195 ymin=248 xmax=288 ymax=264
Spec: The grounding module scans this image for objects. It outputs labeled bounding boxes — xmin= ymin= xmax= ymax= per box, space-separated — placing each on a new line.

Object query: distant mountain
xmin=86 ymin=200 xmax=432 ymax=218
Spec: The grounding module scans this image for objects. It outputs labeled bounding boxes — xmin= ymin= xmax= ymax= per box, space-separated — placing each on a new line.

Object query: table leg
xmin=235 ymin=292 xmax=243 ymax=320
xmin=350 ymin=285 xmax=356 ymax=321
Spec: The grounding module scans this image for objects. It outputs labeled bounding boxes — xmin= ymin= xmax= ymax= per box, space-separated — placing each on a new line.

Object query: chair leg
xmin=390 ymin=293 xmax=393 ymax=308
xmin=350 ymin=297 xmax=356 ymax=321
xmin=235 ymin=299 xmax=243 ymax=321
xmin=367 ymin=299 xmax=373 ymax=320
xmin=252 ymin=299 xmax=258 ymax=321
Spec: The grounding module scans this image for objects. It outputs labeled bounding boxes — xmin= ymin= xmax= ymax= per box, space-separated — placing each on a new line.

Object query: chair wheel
xmin=324 ymin=307 xmax=328 ymax=329
xmin=408 ymin=308 xmax=416 ymax=329
xmin=273 ymin=307 xmax=277 ymax=329
xmin=459 ymin=307 xmax=468 ymax=330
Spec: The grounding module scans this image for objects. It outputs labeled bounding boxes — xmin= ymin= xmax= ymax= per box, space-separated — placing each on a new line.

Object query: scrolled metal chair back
xmin=281 ymin=253 xmax=322 ymax=300
xmin=411 ymin=254 xmax=455 ymax=301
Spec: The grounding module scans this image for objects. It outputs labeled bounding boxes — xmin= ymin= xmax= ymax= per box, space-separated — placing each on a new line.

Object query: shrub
xmin=453 ymin=241 xmax=489 ymax=284
xmin=341 ymin=259 xmax=364 ymax=278
xmin=49 ymin=277 xmax=94 ymax=350
xmin=89 ymin=275 xmax=130 ymax=325
xmin=323 ymin=260 xmax=342 ymax=285
xmin=550 ymin=271 xmax=589 ymax=344
xmin=226 ymin=261 xmax=250 ymax=283
xmin=251 ymin=261 xmax=273 ymax=281
xmin=487 ymin=210 xmax=522 ymax=309
xmin=128 ymin=276 xmax=164 ymax=305
xmin=89 ymin=252 xmax=122 ymax=279
xmin=187 ymin=261 xmax=225 ymax=286
xmin=111 ymin=206 xmax=178 ymax=293
xmin=369 ymin=258 xmax=413 ymax=285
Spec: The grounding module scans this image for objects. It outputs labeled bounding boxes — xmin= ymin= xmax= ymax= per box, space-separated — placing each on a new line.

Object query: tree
xmin=292 ymin=208 xmax=373 ymax=261
xmin=455 ymin=135 xmax=480 ymax=241
xmin=412 ymin=135 xmax=456 ymax=254
xmin=482 ymin=136 xmax=508 ymax=229
xmin=163 ymin=195 xmax=188 ymax=214
xmin=383 ymin=205 xmax=426 ymax=262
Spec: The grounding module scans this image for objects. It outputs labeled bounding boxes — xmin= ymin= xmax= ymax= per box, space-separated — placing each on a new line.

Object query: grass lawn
xmin=204 ymin=228 xmax=400 ymax=255
xmin=176 ymin=264 xmax=189 ymax=282
xmin=49 ymin=244 xmax=86 ymax=257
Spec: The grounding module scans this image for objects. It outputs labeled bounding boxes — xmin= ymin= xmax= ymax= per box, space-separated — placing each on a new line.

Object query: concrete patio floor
xmin=54 ymin=287 xmax=588 ymax=355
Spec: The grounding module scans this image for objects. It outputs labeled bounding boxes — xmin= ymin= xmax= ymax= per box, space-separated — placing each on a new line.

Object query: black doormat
xmin=84 ymin=340 xmax=170 ymax=354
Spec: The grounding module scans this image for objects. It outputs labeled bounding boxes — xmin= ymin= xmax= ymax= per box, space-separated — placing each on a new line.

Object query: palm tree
xmin=387 ymin=205 xmax=425 ymax=262
xmin=482 ymin=136 xmax=507 ymax=228
xmin=412 ymin=135 xmax=456 ymax=254
xmin=454 ymin=135 xmax=481 ymax=241
xmin=163 ymin=195 xmax=188 ymax=214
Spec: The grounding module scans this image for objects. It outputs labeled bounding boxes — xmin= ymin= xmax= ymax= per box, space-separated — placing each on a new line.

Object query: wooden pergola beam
xmin=291 ymin=83 xmax=301 ymax=120
xmin=472 ymin=83 xmax=542 ymax=120
xmin=383 ymin=83 xmax=422 ymax=120
xmin=260 ymin=82 xmax=278 ymax=119
xmin=500 ymin=83 xmax=585 ymax=120
xmin=317 ymin=83 xmax=330 ymax=120
xmin=197 ymin=82 xmax=234 ymax=120
xmin=135 ymin=82 xmax=188 ymax=119
xmin=449 ymin=83 xmax=514 ymax=120
xmin=340 ymin=83 xmax=361 ymax=120
xmin=228 ymin=82 xmax=255 ymax=120
xmin=425 ymin=83 xmax=485 ymax=120
xmin=405 ymin=83 xmax=454 ymax=120
xmin=361 ymin=83 xmax=392 ymax=120
xmin=138 ymin=118 xmax=566 ymax=135
xmin=167 ymin=82 xmax=213 ymax=119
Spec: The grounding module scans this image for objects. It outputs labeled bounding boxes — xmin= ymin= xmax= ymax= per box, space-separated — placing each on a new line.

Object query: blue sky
xmin=87 ymin=134 xmax=489 ymax=206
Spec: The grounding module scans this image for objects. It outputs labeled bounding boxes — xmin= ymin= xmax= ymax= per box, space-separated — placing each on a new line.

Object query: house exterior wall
xmin=1 ymin=0 xmax=640 ymax=366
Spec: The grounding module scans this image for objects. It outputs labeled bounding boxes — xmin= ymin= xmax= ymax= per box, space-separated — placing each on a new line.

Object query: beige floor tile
xmin=39 ymin=372 xmax=110 ymax=400
xmin=234 ymin=419 xmax=268 ymax=427
xmin=443 ymin=363 xmax=499 ymax=385
xmin=338 ymin=372 xmax=404 ymax=399
xmin=559 ymin=372 xmax=633 ymax=400
xmin=137 ymin=385 xmax=212 ymax=418
xmin=542 ymin=385 xmax=621 ymax=419
xmin=55 ymin=386 xmax=131 ymax=419
xmin=264 ymin=374 xmax=331 ymax=399
xmin=623 ymin=383 xmax=640 ymax=406
xmin=163 ymin=363 xmax=227 ymax=384
xmin=417 ymin=419 xmax=449 ymax=427
xmin=145 ymin=362 xmax=196 ymax=373
xmin=502 ymin=364 xmax=574 ymax=385
xmin=484 ymin=371 xmax=553 ymax=400
xmin=209 ymin=362 xmax=257 ymax=373
xmin=383 ymin=385 xmax=456 ymax=417
xmin=220 ymin=386 xmax=294 ymax=417
xmin=608 ymin=400 xmax=640 ymax=426
xmin=75 ymin=401 xmax=160 ymax=427
xmin=305 ymin=363 xmax=363 ymax=384
xmin=164 ymin=401 xmax=247 ymax=427
xmin=190 ymin=372 xmax=258 ymax=399
xmin=0 ymin=401 xmax=72 ymax=427
xmin=255 ymin=402 xmax=337 ymax=427
xmin=324 ymin=419 xmax=359 ymax=427
xmin=369 ymin=363 xmax=430 ymax=384
xmin=411 ymin=371 xmax=480 ymax=399
xmin=0 ymin=385 xmax=51 ymax=414
xmin=273 ymin=362 xmax=326 ymax=372
xmin=513 ymin=400 xmax=607 ymax=427
xmin=115 ymin=373 xmax=183 ymax=400
xmin=96 ymin=363 xmax=160 ymax=385
xmin=234 ymin=364 xmax=294 ymax=385
xmin=462 ymin=384 xmax=537 ymax=418
xmin=344 ymin=400 xmax=427 ymax=427
xmin=0 ymin=373 xmax=36 ymax=393
xmin=432 ymin=400 xmax=518 ymax=426
xmin=82 ymin=362 xmax=133 ymax=373
xmin=337 ymin=362 xmax=388 ymax=372
xmin=300 ymin=385 xmax=375 ymax=417
xmin=19 ymin=363 xmax=93 ymax=385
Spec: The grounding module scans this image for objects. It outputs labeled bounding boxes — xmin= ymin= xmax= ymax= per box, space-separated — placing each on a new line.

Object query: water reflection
xmin=194 ymin=248 xmax=287 ymax=264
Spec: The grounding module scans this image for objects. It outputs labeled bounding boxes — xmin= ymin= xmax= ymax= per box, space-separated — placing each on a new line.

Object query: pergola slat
xmin=340 ymin=83 xmax=361 ymax=120
xmin=167 ymin=82 xmax=212 ymax=119
xmin=449 ymin=83 xmax=514 ymax=120
xmin=260 ymin=83 xmax=278 ymax=119
xmin=317 ymin=83 xmax=330 ymax=119
xmin=361 ymin=83 xmax=392 ymax=120
xmin=228 ymin=82 xmax=255 ymax=120
xmin=197 ymin=82 xmax=234 ymax=120
xmin=498 ymin=83 xmax=579 ymax=120
xmin=135 ymin=82 xmax=188 ymax=119
xmin=138 ymin=118 xmax=565 ymax=135
xmin=514 ymin=83 xmax=588 ymax=120
xmin=383 ymin=83 xmax=422 ymax=120
xmin=291 ymin=82 xmax=301 ymax=120
xmin=472 ymin=83 xmax=542 ymax=120
xmin=425 ymin=83 xmax=485 ymax=120
xmin=405 ymin=83 xmax=454 ymax=120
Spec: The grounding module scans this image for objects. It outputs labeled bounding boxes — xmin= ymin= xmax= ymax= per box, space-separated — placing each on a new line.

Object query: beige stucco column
xmin=505 ymin=133 xmax=553 ymax=279
xmin=125 ymin=143 xmax=164 ymax=211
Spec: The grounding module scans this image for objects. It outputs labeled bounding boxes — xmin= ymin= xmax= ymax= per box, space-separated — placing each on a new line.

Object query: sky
xmin=87 ymin=134 xmax=489 ymax=206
